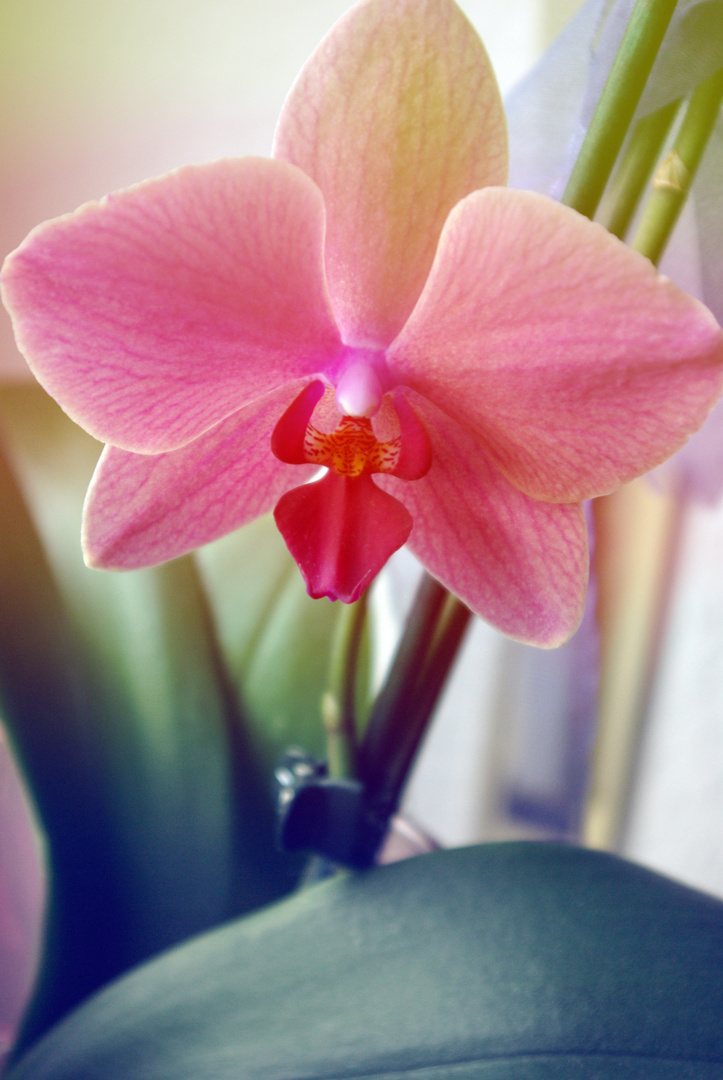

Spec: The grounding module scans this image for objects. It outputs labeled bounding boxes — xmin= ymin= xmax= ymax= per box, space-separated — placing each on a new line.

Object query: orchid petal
xmin=83 ymin=383 xmax=315 ymax=569
xmin=274 ymin=0 xmax=507 ymax=348
xmin=274 ymin=472 xmax=412 ymax=603
xmin=388 ymin=187 xmax=723 ymax=504
xmin=380 ymin=396 xmax=588 ymax=647
xmin=1 ymin=159 xmax=341 ymax=454
xmin=652 ymin=396 xmax=723 ymax=503
xmin=390 ymin=392 xmax=433 ymax=480
xmin=271 ymin=380 xmax=326 ymax=464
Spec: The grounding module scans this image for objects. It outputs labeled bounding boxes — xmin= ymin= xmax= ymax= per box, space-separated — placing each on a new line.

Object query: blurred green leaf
xmin=0 ymin=383 xmax=374 ymax=1054
xmin=0 ymin=385 xmax=327 ymax=1050
xmin=198 ymin=517 xmax=372 ymax=777
xmin=7 ymin=842 xmax=723 ymax=1079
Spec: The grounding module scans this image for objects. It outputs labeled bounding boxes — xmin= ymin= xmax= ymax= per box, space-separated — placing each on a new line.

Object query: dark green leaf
xmin=8 ymin=843 xmax=723 ymax=1079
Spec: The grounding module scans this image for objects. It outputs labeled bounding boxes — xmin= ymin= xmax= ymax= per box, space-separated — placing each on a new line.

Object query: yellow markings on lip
xmin=303 ymin=416 xmax=401 ymax=477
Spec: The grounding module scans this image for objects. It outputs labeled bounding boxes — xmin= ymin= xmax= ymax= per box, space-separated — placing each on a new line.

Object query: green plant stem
xmin=322 ymin=591 xmax=368 ymax=779
xmin=563 ymin=0 xmax=679 ymax=218
xmin=413 ymin=596 xmax=472 ymax=727
xmin=632 ymin=66 xmax=723 ymax=264
xmin=370 ymin=595 xmax=472 ymax=818
xmin=599 ymin=99 xmax=681 ymax=238
xmin=358 ymin=574 xmax=448 ymax=791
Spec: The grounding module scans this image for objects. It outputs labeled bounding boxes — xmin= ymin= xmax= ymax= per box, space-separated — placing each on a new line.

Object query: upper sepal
xmin=274 ymin=0 xmax=507 ymax=348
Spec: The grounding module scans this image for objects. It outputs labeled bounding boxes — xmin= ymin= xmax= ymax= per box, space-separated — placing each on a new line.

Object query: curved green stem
xmin=372 ymin=594 xmax=472 ymax=818
xmin=323 ymin=591 xmax=369 ymax=779
xmin=358 ymin=574 xmax=448 ymax=790
xmin=599 ymin=98 xmax=681 ymax=238
xmin=563 ymin=0 xmax=679 ymax=218
xmin=632 ymin=66 xmax=723 ymax=264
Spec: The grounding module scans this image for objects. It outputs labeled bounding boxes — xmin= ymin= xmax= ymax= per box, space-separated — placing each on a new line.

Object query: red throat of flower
xmin=271 ymin=380 xmax=432 ymax=602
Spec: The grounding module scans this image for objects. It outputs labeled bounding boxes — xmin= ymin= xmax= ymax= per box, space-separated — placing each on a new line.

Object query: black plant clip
xmin=274 ymin=749 xmax=387 ymax=869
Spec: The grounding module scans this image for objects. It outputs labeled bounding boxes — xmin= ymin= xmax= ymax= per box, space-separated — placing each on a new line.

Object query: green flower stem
xmin=563 ymin=0 xmax=679 ymax=219
xmin=372 ymin=594 xmax=472 ymax=818
xmin=413 ymin=596 xmax=472 ymax=726
xmin=632 ymin=66 xmax=723 ymax=264
xmin=358 ymin=573 xmax=448 ymax=794
xmin=599 ymin=98 xmax=681 ymax=238
xmin=322 ymin=591 xmax=369 ymax=779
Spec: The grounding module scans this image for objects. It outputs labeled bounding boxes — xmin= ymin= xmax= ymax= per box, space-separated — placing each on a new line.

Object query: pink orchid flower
xmin=2 ymin=0 xmax=723 ymax=647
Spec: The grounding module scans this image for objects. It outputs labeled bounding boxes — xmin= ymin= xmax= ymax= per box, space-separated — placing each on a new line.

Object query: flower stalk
xmin=322 ymin=590 xmax=369 ymax=779
xmin=366 ymin=592 xmax=471 ymax=821
xmin=632 ymin=66 xmax=723 ymax=264
xmin=599 ymin=98 xmax=681 ymax=239
xmin=563 ymin=0 xmax=679 ymax=219
xmin=359 ymin=574 xmax=450 ymax=795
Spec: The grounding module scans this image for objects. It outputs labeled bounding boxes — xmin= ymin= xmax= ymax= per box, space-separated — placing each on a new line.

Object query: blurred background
xmin=1 ymin=0 xmax=721 ymax=1066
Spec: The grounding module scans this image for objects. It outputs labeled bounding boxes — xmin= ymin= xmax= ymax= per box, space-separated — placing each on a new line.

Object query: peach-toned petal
xmin=380 ymin=395 xmax=588 ymax=646
xmin=82 ymin=383 xmax=315 ymax=569
xmin=274 ymin=0 xmax=507 ymax=348
xmin=2 ymin=158 xmax=341 ymax=454
xmin=389 ymin=393 xmax=433 ymax=480
xmin=388 ymin=187 xmax=723 ymax=503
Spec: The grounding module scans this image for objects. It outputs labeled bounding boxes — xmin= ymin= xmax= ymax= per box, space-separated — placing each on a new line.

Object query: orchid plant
xmin=1 ymin=0 xmax=723 ymax=1076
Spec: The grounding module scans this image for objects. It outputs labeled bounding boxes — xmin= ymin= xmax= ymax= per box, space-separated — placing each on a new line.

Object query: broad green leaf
xmin=7 ymin=842 xmax=723 ymax=1079
xmin=0 ymin=386 xmax=303 ymax=1050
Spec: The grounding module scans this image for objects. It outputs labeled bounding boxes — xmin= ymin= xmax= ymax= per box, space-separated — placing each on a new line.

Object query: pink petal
xmin=652 ymin=396 xmax=723 ymax=504
xmin=390 ymin=392 xmax=433 ymax=480
xmin=274 ymin=0 xmax=507 ymax=348
xmin=2 ymin=158 xmax=341 ymax=453
xmin=271 ymin=380 xmax=326 ymax=464
xmin=379 ymin=395 xmax=588 ymax=646
xmin=83 ymin=382 xmax=316 ymax=569
xmin=274 ymin=471 xmax=413 ymax=603
xmin=388 ymin=187 xmax=723 ymax=503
